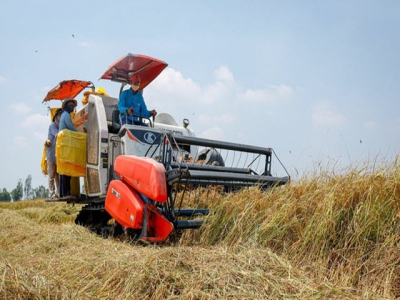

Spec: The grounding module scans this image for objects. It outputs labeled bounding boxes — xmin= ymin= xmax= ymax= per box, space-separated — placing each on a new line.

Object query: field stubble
xmin=1 ymin=162 xmax=400 ymax=299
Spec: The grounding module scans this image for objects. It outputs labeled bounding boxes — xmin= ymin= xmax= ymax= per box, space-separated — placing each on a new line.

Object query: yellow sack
xmin=81 ymin=87 xmax=109 ymax=105
xmin=41 ymin=146 xmax=48 ymax=175
xmin=56 ymin=130 xmax=87 ymax=177
xmin=96 ymin=87 xmax=109 ymax=96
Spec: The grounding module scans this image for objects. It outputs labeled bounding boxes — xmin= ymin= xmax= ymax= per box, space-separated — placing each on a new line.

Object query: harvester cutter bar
xmin=170 ymin=163 xmax=252 ymax=174
xmin=175 ymin=219 xmax=204 ymax=229
xmin=182 ymin=170 xmax=289 ymax=186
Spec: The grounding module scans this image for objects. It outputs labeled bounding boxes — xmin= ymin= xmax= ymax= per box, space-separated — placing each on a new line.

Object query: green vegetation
xmin=1 ymin=161 xmax=399 ymax=299
xmin=1 ymin=174 xmax=50 ymax=202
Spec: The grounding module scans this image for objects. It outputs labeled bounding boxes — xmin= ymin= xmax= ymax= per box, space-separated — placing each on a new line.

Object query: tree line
xmin=0 ymin=175 xmax=49 ymax=202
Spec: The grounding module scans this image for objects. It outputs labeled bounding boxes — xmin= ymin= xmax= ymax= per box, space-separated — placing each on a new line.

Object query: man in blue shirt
xmin=118 ymin=74 xmax=157 ymax=125
xmin=59 ymin=98 xmax=77 ymax=199
xmin=45 ymin=108 xmax=62 ymax=199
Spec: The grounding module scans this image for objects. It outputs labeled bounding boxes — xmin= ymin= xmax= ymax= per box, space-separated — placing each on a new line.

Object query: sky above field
xmin=1 ymin=0 xmax=399 ymax=192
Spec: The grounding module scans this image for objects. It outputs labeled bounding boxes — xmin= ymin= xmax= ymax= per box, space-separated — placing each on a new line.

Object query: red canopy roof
xmin=43 ymin=80 xmax=94 ymax=103
xmin=100 ymin=53 xmax=168 ymax=89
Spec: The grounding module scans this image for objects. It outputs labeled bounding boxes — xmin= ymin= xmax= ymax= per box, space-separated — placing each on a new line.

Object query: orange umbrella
xmin=43 ymin=80 xmax=94 ymax=102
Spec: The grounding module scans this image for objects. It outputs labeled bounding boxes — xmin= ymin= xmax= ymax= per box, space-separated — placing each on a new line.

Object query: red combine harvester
xmin=43 ymin=53 xmax=290 ymax=242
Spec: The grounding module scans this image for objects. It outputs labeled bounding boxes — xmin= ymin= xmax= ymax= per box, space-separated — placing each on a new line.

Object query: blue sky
xmin=1 ymin=1 xmax=399 ymax=192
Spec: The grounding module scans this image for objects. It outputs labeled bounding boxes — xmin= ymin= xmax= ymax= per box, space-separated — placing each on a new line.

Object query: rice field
xmin=1 ymin=161 xmax=400 ymax=299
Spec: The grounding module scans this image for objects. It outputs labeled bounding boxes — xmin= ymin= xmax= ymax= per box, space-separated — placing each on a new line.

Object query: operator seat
xmin=108 ymin=109 xmax=121 ymax=134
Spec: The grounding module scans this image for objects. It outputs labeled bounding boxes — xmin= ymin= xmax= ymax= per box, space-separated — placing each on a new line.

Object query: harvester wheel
xmin=124 ymin=228 xmax=141 ymax=240
xmin=108 ymin=222 xmax=141 ymax=241
xmin=75 ymin=204 xmax=112 ymax=235
xmin=109 ymin=221 xmax=124 ymax=237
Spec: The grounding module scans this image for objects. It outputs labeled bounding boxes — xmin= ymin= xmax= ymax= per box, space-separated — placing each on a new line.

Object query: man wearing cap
xmin=44 ymin=108 xmax=62 ymax=199
xmin=59 ymin=98 xmax=78 ymax=199
xmin=118 ymin=74 xmax=157 ymax=125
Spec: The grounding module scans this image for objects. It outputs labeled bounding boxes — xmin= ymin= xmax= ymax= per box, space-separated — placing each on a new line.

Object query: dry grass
xmin=1 ymin=160 xmax=400 ymax=299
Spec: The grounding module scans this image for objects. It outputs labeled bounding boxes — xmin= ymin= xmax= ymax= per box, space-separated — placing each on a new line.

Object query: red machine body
xmin=114 ymin=155 xmax=167 ymax=203
xmin=105 ymin=180 xmax=144 ymax=229
xmin=105 ymin=155 xmax=173 ymax=242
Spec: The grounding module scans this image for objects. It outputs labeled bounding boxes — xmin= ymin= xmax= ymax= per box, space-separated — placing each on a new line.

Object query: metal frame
xmin=149 ymin=133 xmax=289 ymax=189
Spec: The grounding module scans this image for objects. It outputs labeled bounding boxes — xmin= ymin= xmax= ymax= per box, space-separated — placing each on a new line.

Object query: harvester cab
xmin=43 ymin=53 xmax=290 ymax=243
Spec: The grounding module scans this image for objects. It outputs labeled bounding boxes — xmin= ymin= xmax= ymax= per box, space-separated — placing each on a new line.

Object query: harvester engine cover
xmin=105 ymin=155 xmax=173 ymax=242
